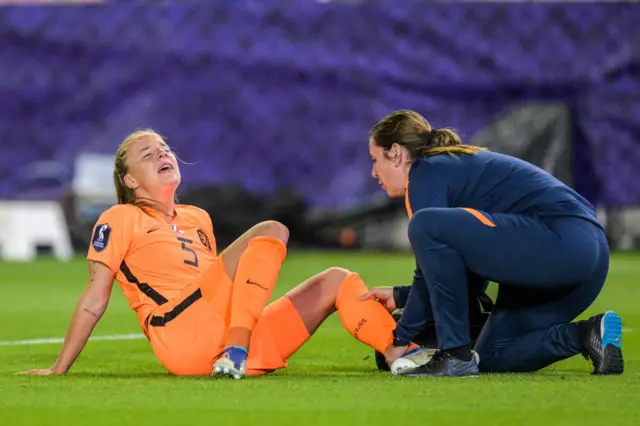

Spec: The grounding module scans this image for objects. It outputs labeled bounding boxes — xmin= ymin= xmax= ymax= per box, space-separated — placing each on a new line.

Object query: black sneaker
xmin=397 ymin=350 xmax=480 ymax=377
xmin=581 ymin=311 xmax=624 ymax=375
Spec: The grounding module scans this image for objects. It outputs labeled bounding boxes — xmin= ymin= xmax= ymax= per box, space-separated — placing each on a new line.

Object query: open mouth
xmin=158 ymin=163 xmax=174 ymax=173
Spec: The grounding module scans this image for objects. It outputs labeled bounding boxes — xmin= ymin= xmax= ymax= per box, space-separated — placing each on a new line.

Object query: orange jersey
xmin=87 ymin=204 xmax=217 ymax=326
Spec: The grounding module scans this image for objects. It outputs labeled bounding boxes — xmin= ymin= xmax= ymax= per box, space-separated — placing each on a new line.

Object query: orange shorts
xmin=142 ymin=256 xmax=309 ymax=376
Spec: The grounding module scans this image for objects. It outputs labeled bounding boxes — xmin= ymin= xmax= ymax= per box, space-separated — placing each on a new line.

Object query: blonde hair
xmin=369 ymin=110 xmax=486 ymax=159
xmin=113 ymin=129 xmax=166 ymax=207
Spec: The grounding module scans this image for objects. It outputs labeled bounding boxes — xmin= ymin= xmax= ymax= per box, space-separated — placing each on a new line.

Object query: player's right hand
xmin=358 ymin=286 xmax=397 ymax=312
xmin=15 ymin=368 xmax=61 ymax=376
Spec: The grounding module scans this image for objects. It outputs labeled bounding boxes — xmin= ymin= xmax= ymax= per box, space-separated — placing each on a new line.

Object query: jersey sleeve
xmin=86 ymin=206 xmax=133 ymax=274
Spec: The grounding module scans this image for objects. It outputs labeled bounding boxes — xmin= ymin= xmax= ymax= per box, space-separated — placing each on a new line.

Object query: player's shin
xmin=335 ymin=273 xmax=396 ymax=353
xmin=226 ymin=236 xmax=287 ymax=350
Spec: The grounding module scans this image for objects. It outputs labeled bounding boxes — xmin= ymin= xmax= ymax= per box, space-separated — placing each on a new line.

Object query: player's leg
xmin=245 ymin=267 xmax=398 ymax=375
xmin=401 ymin=207 xmax=610 ymax=376
xmin=244 ymin=267 xmax=346 ymax=375
xmin=212 ymin=221 xmax=289 ymax=378
xmin=218 ymin=220 xmax=290 ymax=280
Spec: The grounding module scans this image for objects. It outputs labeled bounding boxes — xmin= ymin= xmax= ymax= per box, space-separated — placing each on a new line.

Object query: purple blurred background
xmin=0 ymin=0 xmax=639 ymax=252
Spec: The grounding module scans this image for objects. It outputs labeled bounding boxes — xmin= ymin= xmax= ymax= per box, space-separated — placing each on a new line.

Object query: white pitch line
xmin=0 ymin=328 xmax=635 ymax=347
xmin=0 ymin=333 xmax=145 ymax=347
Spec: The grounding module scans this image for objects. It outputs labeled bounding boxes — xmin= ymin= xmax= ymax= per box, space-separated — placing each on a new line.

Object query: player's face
xmin=369 ymin=138 xmax=406 ymax=198
xmin=125 ymin=134 xmax=181 ymax=196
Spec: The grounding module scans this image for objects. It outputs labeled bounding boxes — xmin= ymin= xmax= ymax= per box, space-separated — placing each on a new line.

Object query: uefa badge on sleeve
xmin=92 ymin=224 xmax=111 ymax=252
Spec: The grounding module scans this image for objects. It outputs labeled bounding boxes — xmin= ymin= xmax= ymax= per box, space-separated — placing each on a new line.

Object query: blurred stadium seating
xmin=0 ymin=1 xmax=639 ymax=259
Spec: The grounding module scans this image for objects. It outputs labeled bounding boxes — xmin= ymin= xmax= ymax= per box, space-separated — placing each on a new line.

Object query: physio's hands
xmin=383 ymin=344 xmax=408 ymax=366
xmin=358 ymin=286 xmax=397 ymax=312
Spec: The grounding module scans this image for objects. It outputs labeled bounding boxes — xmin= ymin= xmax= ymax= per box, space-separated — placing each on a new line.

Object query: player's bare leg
xmin=213 ymin=221 xmax=289 ymax=379
xmin=287 ymin=267 xmax=347 ymax=333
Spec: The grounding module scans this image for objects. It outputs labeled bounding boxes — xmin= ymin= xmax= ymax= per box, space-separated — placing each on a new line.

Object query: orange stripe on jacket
xmin=404 ymin=180 xmax=413 ymax=218
xmin=459 ymin=208 xmax=496 ymax=227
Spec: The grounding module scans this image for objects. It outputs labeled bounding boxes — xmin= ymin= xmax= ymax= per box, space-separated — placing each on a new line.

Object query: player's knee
xmin=255 ymin=220 xmax=290 ymax=245
xmin=317 ymin=267 xmax=351 ymax=306
xmin=322 ymin=267 xmax=351 ymax=286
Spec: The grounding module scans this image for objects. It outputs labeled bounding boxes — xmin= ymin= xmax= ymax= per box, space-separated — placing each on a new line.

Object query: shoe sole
xmin=212 ymin=364 xmax=244 ymax=380
xmin=595 ymin=311 xmax=624 ymax=375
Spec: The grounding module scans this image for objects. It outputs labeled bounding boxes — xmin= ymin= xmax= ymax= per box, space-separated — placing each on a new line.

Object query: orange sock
xmin=226 ymin=236 xmax=287 ymax=349
xmin=335 ymin=273 xmax=396 ymax=353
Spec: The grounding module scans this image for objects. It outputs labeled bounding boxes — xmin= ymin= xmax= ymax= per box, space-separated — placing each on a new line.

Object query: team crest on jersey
xmin=197 ymin=229 xmax=211 ymax=251
xmin=92 ymin=224 xmax=111 ymax=252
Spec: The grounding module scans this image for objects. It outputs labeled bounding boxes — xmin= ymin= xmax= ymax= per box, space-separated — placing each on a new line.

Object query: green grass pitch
xmin=0 ymin=251 xmax=639 ymax=425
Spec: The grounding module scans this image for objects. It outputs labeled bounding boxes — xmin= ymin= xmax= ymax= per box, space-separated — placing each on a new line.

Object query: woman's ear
xmin=390 ymin=143 xmax=404 ymax=167
xmin=123 ymin=174 xmax=138 ymax=190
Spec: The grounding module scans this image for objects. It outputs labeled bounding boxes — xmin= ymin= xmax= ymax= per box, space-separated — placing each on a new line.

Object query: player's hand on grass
xmin=359 ymin=286 xmax=397 ymax=312
xmin=16 ymin=369 xmax=54 ymax=375
xmin=16 ymin=366 xmax=64 ymax=376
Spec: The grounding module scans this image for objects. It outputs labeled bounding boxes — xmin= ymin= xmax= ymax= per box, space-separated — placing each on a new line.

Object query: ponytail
xmin=423 ymin=128 xmax=486 ymax=157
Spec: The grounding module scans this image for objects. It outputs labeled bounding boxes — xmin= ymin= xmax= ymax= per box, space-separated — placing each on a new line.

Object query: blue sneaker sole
xmin=602 ymin=311 xmax=622 ymax=349
xmin=596 ymin=311 xmax=624 ymax=375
